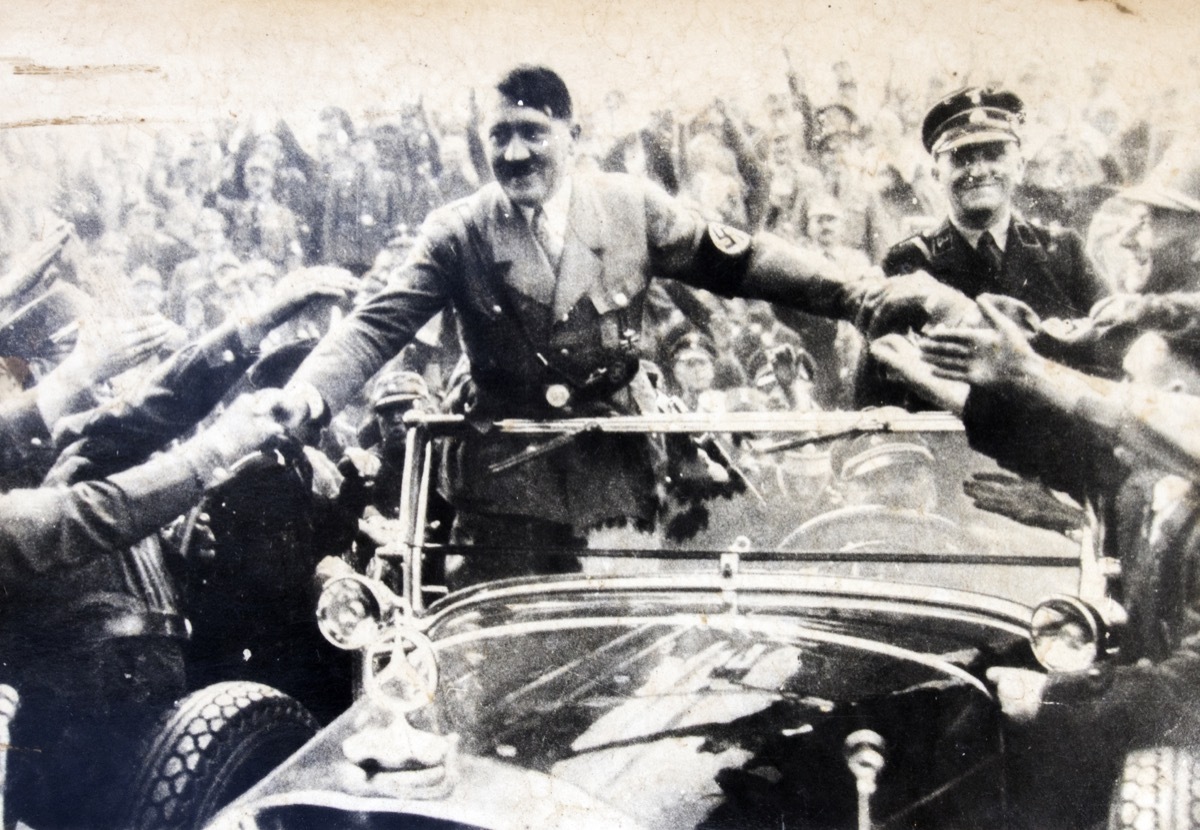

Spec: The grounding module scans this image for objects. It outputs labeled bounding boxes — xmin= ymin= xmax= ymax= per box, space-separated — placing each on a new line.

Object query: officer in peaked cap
xmin=883 ymin=86 xmax=1107 ymax=319
xmin=859 ymin=86 xmax=1110 ymax=406
xmin=920 ymin=87 xmax=1025 ymax=156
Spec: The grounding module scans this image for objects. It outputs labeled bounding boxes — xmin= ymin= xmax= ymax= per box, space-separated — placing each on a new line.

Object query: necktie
xmin=530 ymin=207 xmax=563 ymax=270
xmin=977 ymin=230 xmax=1004 ymax=279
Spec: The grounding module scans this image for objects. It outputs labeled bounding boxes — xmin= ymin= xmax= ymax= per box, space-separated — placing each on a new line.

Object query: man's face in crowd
xmin=1122 ymin=332 xmax=1200 ymax=396
xmin=770 ymin=133 xmax=794 ymax=166
xmin=810 ymin=211 xmax=843 ymax=248
xmin=1120 ymin=203 xmax=1200 ymax=286
xmin=376 ymin=403 xmax=413 ymax=456
xmin=672 ymin=349 xmax=715 ymax=395
xmin=245 ymin=162 xmax=275 ymax=199
xmin=484 ymin=95 xmax=577 ymax=208
xmin=196 ymin=212 xmax=227 ymax=254
xmin=934 ymin=140 xmax=1024 ymax=229
xmin=317 ymin=118 xmax=347 ymax=162
xmin=134 ymin=281 xmax=166 ymax=315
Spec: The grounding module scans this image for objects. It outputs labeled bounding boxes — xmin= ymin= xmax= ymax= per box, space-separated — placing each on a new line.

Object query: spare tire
xmin=1108 ymin=746 xmax=1200 ymax=830
xmin=121 ymin=681 xmax=319 ymax=830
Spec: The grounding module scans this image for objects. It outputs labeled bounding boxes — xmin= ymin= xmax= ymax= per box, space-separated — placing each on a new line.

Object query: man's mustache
xmin=496 ymin=160 xmax=540 ymax=179
xmin=957 ymin=174 xmax=1002 ymax=187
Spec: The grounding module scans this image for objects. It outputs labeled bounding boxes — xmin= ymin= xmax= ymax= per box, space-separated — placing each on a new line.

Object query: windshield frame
xmin=383 ymin=410 xmax=1083 ymax=614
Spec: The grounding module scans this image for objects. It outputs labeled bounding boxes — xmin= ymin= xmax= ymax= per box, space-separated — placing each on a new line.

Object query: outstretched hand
xmin=193 ymin=389 xmax=290 ymax=475
xmin=964 ymin=471 xmax=1085 ymax=534
xmin=1088 ymin=292 xmax=1153 ymax=331
xmin=0 ymin=221 xmax=72 ymax=306
xmin=237 ymin=267 xmax=359 ymax=346
xmin=918 ymin=295 xmax=1039 ymax=390
xmin=62 ymin=314 xmax=175 ymax=386
xmin=856 ymin=269 xmax=980 ymax=338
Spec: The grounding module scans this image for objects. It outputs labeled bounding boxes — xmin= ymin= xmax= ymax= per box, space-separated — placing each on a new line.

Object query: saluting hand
xmin=0 ymin=221 xmax=72 ymax=305
xmin=236 ymin=266 xmax=360 ymax=346
xmin=62 ymin=314 xmax=175 ymax=386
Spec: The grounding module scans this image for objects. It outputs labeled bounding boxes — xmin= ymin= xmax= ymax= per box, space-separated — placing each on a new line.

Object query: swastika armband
xmin=690 ymin=222 xmax=754 ymax=294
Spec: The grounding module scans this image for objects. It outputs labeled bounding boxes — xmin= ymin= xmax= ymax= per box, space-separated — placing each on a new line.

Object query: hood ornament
xmin=845 ymin=729 xmax=886 ymax=830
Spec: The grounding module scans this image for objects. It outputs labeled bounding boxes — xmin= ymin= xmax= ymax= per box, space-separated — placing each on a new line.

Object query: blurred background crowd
xmin=3 ymin=56 xmax=1192 ymax=426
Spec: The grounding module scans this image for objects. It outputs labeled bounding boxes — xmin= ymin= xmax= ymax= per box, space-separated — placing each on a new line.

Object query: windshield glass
xmin=403 ymin=413 xmax=1080 ymax=607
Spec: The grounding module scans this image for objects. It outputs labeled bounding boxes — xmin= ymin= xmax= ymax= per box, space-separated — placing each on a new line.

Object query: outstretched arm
xmin=643 ymin=179 xmax=978 ymax=337
xmin=283 ymin=217 xmax=454 ymax=422
xmin=921 ymin=295 xmax=1200 ymax=480
xmin=0 ymin=389 xmax=287 ymax=590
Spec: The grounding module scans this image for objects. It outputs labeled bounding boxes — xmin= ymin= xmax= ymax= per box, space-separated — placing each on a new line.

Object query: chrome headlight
xmin=316 ymin=575 xmax=395 ymax=650
xmin=1030 ymin=596 xmax=1107 ymax=673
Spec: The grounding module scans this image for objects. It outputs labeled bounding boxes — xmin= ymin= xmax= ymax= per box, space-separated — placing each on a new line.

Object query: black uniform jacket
xmin=883 ymin=216 xmax=1108 ymax=320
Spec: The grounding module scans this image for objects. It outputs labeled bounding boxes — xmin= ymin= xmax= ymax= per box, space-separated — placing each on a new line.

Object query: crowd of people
xmin=0 ymin=54 xmax=1199 ymax=829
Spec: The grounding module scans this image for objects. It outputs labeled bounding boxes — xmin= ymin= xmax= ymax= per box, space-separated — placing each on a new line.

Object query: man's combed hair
xmin=496 ymin=65 xmax=572 ymax=121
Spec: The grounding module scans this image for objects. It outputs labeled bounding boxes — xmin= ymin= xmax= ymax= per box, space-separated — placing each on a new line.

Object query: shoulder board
xmin=908 ymin=235 xmax=934 ymax=260
xmin=882 ymin=234 xmax=933 ymax=275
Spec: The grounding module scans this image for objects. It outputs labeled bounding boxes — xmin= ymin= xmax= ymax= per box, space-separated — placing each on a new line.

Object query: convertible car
xmin=203 ymin=410 xmax=1151 ymax=830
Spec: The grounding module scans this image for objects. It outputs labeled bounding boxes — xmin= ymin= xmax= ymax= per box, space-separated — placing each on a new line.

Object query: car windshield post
xmin=394 ymin=416 xmax=433 ymax=612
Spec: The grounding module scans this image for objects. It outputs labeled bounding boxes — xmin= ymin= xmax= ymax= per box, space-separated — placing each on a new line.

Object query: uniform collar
xmin=951 ymin=207 xmax=1012 ymax=252
xmin=518 ymin=176 xmax=573 ymax=240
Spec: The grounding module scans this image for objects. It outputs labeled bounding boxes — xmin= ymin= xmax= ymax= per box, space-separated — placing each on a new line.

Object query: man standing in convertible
xmin=280 ymin=65 xmax=974 ymax=581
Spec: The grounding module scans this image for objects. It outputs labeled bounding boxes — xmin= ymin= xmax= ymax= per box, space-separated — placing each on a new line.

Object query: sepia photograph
xmin=1 ymin=0 xmax=1199 ymax=827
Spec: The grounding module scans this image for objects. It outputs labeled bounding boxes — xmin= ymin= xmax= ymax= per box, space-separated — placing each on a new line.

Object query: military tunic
xmin=290 ymin=172 xmax=879 ymax=531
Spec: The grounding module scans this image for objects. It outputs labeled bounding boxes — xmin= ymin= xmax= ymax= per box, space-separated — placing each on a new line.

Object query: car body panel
xmin=212 ymin=574 xmax=1032 ymax=829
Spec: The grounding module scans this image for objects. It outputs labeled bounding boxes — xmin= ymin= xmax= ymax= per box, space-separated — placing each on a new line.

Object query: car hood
xmin=212 ymin=575 xmax=1027 ymax=829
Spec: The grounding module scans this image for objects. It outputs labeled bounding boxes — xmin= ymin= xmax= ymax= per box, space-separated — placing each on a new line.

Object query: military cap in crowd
xmin=369 ymin=369 xmax=429 ymax=411
xmin=247 ymin=337 xmax=319 ymax=390
xmin=834 ymin=434 xmax=935 ymax=481
xmin=1121 ymin=141 xmax=1200 ymax=214
xmin=921 ymin=87 xmax=1025 ymax=155
xmin=0 ymin=283 xmax=89 ymax=361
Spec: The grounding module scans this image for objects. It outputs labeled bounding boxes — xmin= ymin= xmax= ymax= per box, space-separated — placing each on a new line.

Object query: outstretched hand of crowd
xmin=855 ymin=268 xmax=981 ymax=339
xmin=0 ymin=221 xmax=72 ymax=311
xmin=918 ymin=295 xmax=1041 ymax=390
xmin=235 ymin=266 xmax=360 ymax=346
xmin=60 ymin=314 xmax=175 ymax=388
xmin=191 ymin=389 xmax=290 ymax=482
